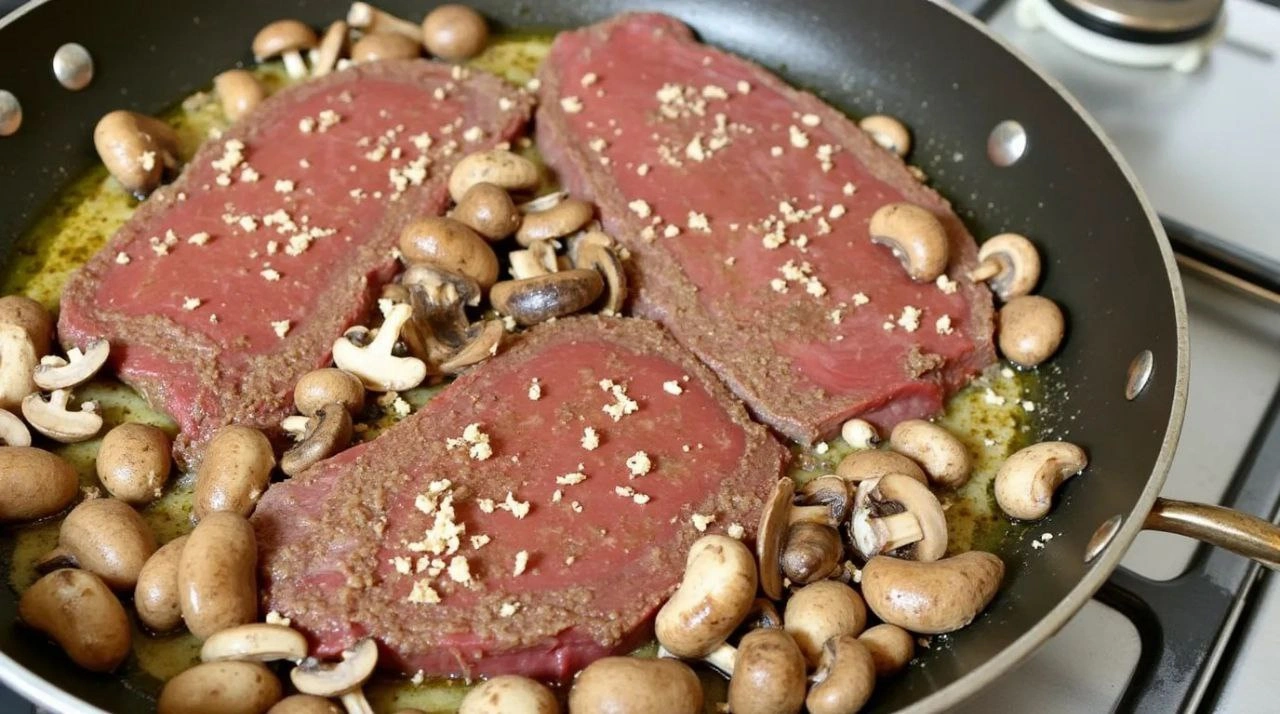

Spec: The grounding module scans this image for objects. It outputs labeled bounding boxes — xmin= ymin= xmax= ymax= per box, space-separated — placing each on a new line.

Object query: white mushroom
xmin=994 ymin=441 xmax=1088 ymax=521
xmin=34 ymin=338 xmax=109 ymax=390
xmin=849 ymin=474 xmax=948 ymax=561
xmin=968 ymin=233 xmax=1041 ymax=301
xmin=0 ymin=408 xmax=31 ymax=446
xmin=840 ymin=418 xmax=878 ymax=450
xmin=201 ymin=623 xmax=308 ymax=663
xmin=331 ymin=303 xmax=426 ymax=392
xmin=889 ymin=419 xmax=972 ymax=489
xmin=290 ymin=638 xmax=377 ymax=714
xmin=859 ymin=114 xmax=911 ymax=157
xmin=22 ymin=389 xmax=102 ymax=443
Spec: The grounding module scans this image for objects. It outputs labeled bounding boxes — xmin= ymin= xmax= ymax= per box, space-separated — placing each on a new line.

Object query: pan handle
xmin=1145 ymin=498 xmax=1280 ymax=570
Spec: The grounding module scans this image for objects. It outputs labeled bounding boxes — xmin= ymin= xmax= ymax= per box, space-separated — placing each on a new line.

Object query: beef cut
xmin=536 ymin=13 xmax=997 ymax=444
xmin=252 ymin=315 xmax=787 ymax=681
xmin=58 ymin=61 xmax=533 ymax=466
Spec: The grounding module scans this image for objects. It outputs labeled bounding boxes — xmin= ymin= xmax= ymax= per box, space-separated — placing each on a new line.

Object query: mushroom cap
xmin=998 ymin=295 xmax=1065 ymax=368
xmin=448 ymin=149 xmax=539 ymax=202
xmin=0 ymin=295 xmax=54 ymax=347
xmin=22 ymin=389 xmax=102 ymax=443
xmin=859 ymin=114 xmax=911 ymax=157
xmin=399 ymin=217 xmax=499 ymax=289
xmin=452 ymin=182 xmax=520 ymax=241
xmin=861 ymin=551 xmax=1004 ymax=634
xmin=868 ymin=202 xmax=949 ymax=282
xmin=836 ymin=449 xmax=927 ymax=485
xmin=281 ymin=403 xmax=353 ymax=476
xmin=655 ymin=534 xmax=758 ymax=658
xmin=290 ymin=638 xmax=377 ymax=697
xmin=756 ymin=477 xmax=795 ymax=600
xmin=311 ymin=21 xmax=349 ymax=78
xmin=994 ymin=440 xmax=1088 ymax=520
xmin=159 ymin=661 xmax=282 ymax=714
xmin=351 ymin=32 xmax=421 ymax=62
xmin=253 ymin=20 xmax=319 ymax=59
xmin=840 ymin=418 xmax=879 ymax=449
xmin=201 ymin=623 xmax=308 ymax=663
xmin=727 ymin=628 xmax=808 ymax=714
xmin=973 ymin=232 xmax=1041 ymax=301
xmin=459 ymin=675 xmax=557 ymax=714
xmin=268 ymin=695 xmax=344 ymax=714
xmin=34 ymin=337 xmax=110 ymax=391
xmin=569 ymin=656 xmax=703 ymax=714
xmin=795 ymin=475 xmax=851 ymax=523
xmin=780 ymin=521 xmax=843 ymax=585
xmin=850 ymin=473 xmax=948 ymax=561
xmin=516 ymin=196 xmax=595 ymax=246
xmin=213 ymin=70 xmax=266 ymax=123
xmin=783 ymin=580 xmax=867 ymax=667
xmin=807 ymin=634 xmax=877 ymax=714
xmin=93 ymin=110 xmax=178 ymax=196
xmin=489 ymin=269 xmax=603 ymax=326
xmin=889 ymin=419 xmax=972 ymax=489
xmin=421 ymin=4 xmax=490 ymax=61
xmin=294 ymin=368 xmax=365 ymax=417
xmin=859 ymin=623 xmax=916 ymax=676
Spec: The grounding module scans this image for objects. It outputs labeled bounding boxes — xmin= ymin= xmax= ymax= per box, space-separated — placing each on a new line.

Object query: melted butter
xmin=1 ymin=32 xmax=1040 ymax=709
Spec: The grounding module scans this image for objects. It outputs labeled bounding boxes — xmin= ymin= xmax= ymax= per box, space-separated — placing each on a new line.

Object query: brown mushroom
xmin=402 ymin=264 xmax=482 ymax=368
xmin=861 ymin=551 xmax=1004 ymax=634
xmin=859 ymin=114 xmax=911 ymax=157
xmin=968 ymin=233 xmax=1041 ymax=301
xmin=0 ymin=446 xmax=78 ymax=522
xmin=459 ymin=675 xmax=557 ymax=714
xmin=836 ymin=448 xmax=928 ymax=485
xmin=756 ymin=478 xmax=795 ymax=600
xmin=20 ymin=568 xmax=131 ymax=672
xmin=270 ymin=696 xmax=343 ymax=714
xmin=346 ymin=2 xmax=422 ymax=40
xmin=253 ymin=20 xmax=318 ymax=79
xmin=448 ymin=149 xmax=539 ymax=202
xmin=311 ymin=21 xmax=349 ymax=77
xmin=159 ymin=660 xmax=283 ymax=714
xmin=294 ymin=368 xmax=365 ymax=417
xmin=508 ymin=239 xmax=560 ymax=280
xmin=179 ymin=511 xmax=259 ymax=639
xmin=573 ymin=241 xmax=628 ymax=316
xmin=781 ymin=521 xmax=844 ymax=586
xmin=399 ymin=217 xmax=499 ymax=289
xmin=37 ymin=497 xmax=158 ymax=590
xmin=868 ymin=202 xmax=949 ymax=282
xmin=783 ymin=580 xmax=867 ymax=667
xmin=994 ymin=441 xmax=1088 ymax=521
xmin=290 ymin=638 xmax=378 ymax=714
xmin=350 ymin=32 xmax=421 ymax=63
xmin=806 ymin=634 xmax=877 ymax=714
xmin=195 ymin=425 xmax=275 ymax=519
xmin=452 ymin=182 xmax=520 ymax=241
xmin=889 ymin=419 xmax=972 ymax=489
xmin=421 ymin=4 xmax=489 ymax=61
xmin=281 ymin=403 xmax=353 ymax=476
xmin=791 ymin=475 xmax=851 ymax=526
xmin=848 ymin=474 xmax=948 ymax=562
xmin=859 ymin=623 xmax=915 ymax=677
xmin=214 ymin=70 xmax=265 ymax=122
xmin=0 ymin=408 xmax=30 ymax=446
xmin=0 ymin=295 xmax=53 ymax=410
xmin=489 ymin=269 xmax=604 ymax=326
xmin=568 ymin=657 xmax=702 ymax=714
xmin=438 ymin=319 xmax=504 ymax=375
xmin=998 ymin=295 xmax=1065 ymax=368
xmin=135 ymin=536 xmax=188 ymax=633
xmin=93 ymin=110 xmax=179 ymax=197
xmin=727 ymin=628 xmax=808 ymax=714
xmin=655 ymin=534 xmax=758 ymax=658
xmin=97 ymin=422 xmax=172 ymax=504
xmin=516 ymin=194 xmax=594 ymax=246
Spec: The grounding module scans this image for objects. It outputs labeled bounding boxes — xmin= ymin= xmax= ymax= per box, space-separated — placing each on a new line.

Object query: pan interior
xmin=0 ymin=1 xmax=1183 ymax=711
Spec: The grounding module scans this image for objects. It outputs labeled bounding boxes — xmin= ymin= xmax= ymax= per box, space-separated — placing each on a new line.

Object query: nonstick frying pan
xmin=1 ymin=0 xmax=1278 ymax=711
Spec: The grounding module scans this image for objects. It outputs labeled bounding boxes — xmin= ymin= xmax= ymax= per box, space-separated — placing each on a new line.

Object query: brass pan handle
xmin=1146 ymin=498 xmax=1280 ymax=570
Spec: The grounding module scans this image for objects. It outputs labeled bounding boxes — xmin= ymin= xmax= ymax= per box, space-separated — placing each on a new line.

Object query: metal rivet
xmin=53 ymin=43 xmax=94 ymax=91
xmin=0 ymin=90 xmax=21 ymax=136
xmin=1085 ymin=514 xmax=1123 ymax=563
xmin=987 ymin=120 xmax=1027 ymax=167
xmin=1126 ymin=350 xmax=1154 ymax=400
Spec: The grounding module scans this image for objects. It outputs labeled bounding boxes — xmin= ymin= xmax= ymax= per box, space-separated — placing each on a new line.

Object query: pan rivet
xmin=0 ymin=90 xmax=20 ymax=137
xmin=1085 ymin=515 xmax=1123 ymax=564
xmin=1126 ymin=350 xmax=1154 ymax=400
xmin=987 ymin=120 xmax=1027 ymax=167
xmin=52 ymin=43 xmax=94 ymax=91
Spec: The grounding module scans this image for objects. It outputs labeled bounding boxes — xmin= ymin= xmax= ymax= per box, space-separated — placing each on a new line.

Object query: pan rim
xmin=0 ymin=0 xmax=1190 ymax=712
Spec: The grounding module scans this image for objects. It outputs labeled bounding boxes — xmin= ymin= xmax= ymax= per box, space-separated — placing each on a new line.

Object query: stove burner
xmin=1016 ymin=0 xmax=1225 ymax=71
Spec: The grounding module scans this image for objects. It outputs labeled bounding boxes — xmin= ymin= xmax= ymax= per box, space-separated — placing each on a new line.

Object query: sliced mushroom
xmin=34 ymin=337 xmax=109 ymax=390
xmin=351 ymin=32 xmax=421 ymax=63
xmin=756 ymin=478 xmax=795 ymax=600
xmin=836 ymin=449 xmax=927 ymax=485
xmin=291 ymin=638 xmax=377 ymax=714
xmin=422 ymin=4 xmax=489 ymax=61
xmin=332 ymin=303 xmax=427 ymax=391
xmin=889 ymin=419 xmax=972 ymax=489
xmin=994 ymin=441 xmax=1088 ymax=521
xmin=781 ymin=521 xmax=843 ymax=585
xmin=294 ymin=368 xmax=365 ymax=417
xmin=459 ymin=675 xmax=557 ymax=714
xmin=0 ymin=295 xmax=53 ymax=410
xmin=346 ymin=2 xmax=422 ymax=40
xmin=806 ymin=634 xmax=877 ymax=714
xmin=438 ymin=319 xmax=504 ymax=375
xmin=568 ymin=657 xmax=702 ymax=714
xmin=281 ymin=403 xmax=353 ymax=476
xmin=783 ymin=580 xmax=867 ymax=667
xmin=655 ymin=534 xmax=757 ymax=658
xmin=489 ymin=269 xmax=604 ymax=326
xmin=0 ymin=408 xmax=30 ymax=446
xmin=448 ymin=149 xmax=539 ymax=202
xmin=253 ymin=20 xmax=318 ymax=79
xmin=998 ymin=295 xmax=1065 ymax=368
xmin=202 ymin=623 xmax=308 ymax=663
xmin=858 ymin=114 xmax=911 ymax=157
xmin=859 ymin=623 xmax=915 ymax=677
xmin=861 ymin=551 xmax=1004 ymax=634
xmin=790 ymin=475 xmax=851 ymax=526
xmin=93 ymin=110 xmax=179 ymax=197
xmin=399 ymin=217 xmax=499 ymax=290
xmin=311 ymin=21 xmax=349 ymax=77
xmin=452 ymin=182 xmax=520 ymax=241
xmin=508 ymin=239 xmax=560 ymax=280
xmin=573 ymin=241 xmax=628 ymax=316
xmin=727 ymin=628 xmax=807 ymax=714
xmin=968 ymin=233 xmax=1041 ymax=301
xmin=213 ymin=70 xmax=265 ymax=123
xmin=516 ymin=195 xmax=594 ymax=246
xmin=849 ymin=474 xmax=947 ymax=561
xmin=22 ymin=389 xmax=102 ymax=443
xmin=840 ymin=418 xmax=879 ymax=450
xmin=402 ymin=264 xmax=481 ymax=366
xmin=868 ymin=202 xmax=949 ymax=282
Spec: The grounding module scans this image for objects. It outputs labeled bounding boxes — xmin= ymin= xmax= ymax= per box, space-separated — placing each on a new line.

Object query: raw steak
xmin=58 ymin=61 xmax=533 ymax=466
xmin=536 ymin=13 xmax=997 ymax=444
xmin=252 ymin=316 xmax=787 ymax=681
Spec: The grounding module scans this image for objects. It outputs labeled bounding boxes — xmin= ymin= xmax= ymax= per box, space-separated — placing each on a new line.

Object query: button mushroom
xmin=135 ymin=535 xmax=187 ymax=633
xmin=781 ymin=521 xmax=843 ymax=585
xmin=437 ymin=319 xmax=504 ymax=375
xmin=568 ymin=656 xmax=702 ymax=714
xmin=868 ymin=202 xmax=949 ymax=283
xmin=159 ymin=660 xmax=283 ymax=714
xmin=655 ymin=534 xmax=758 ymax=660
xmin=0 ymin=446 xmax=78 ymax=522
xmin=179 ymin=511 xmax=259 ymax=639
xmin=93 ymin=110 xmax=180 ymax=196
xmin=756 ymin=478 xmax=795 ymax=600
xmin=516 ymin=194 xmax=594 ymax=246
xmin=195 ymin=425 xmax=276 ymax=519
xmin=448 ymin=149 xmax=539 ymax=202
xmin=727 ymin=628 xmax=808 ymax=714
xmin=573 ymin=240 xmax=628 ymax=316
xmin=97 ymin=422 xmax=171 ymax=505
xmin=399 ymin=217 xmax=499 ymax=290
xmin=253 ymin=20 xmax=318 ymax=79
xmin=452 ymin=182 xmax=520 ymax=241
xmin=489 ymin=269 xmax=604 ymax=326
xmin=19 ymin=568 xmax=131 ymax=672
xmin=783 ymin=580 xmax=867 ymax=667
xmin=861 ymin=550 xmax=1004 ymax=634
xmin=295 ymin=368 xmax=365 ymax=417
xmin=350 ymin=32 xmax=421 ymax=63
xmin=22 ymin=388 xmax=103 ymax=443
xmin=311 ymin=21 xmax=349 ymax=77
xmin=202 ymin=623 xmax=309 ymax=663
xmin=331 ymin=302 xmax=427 ymax=391
xmin=849 ymin=474 xmax=948 ymax=561
xmin=37 ymin=497 xmax=158 ymax=590
xmin=0 ymin=408 xmax=30 ymax=446
xmin=806 ymin=634 xmax=877 ymax=714
xmin=995 ymin=441 xmax=1088 ymax=521
xmin=290 ymin=638 xmax=378 ymax=714
xmin=859 ymin=114 xmax=911 ymax=157
xmin=791 ymin=475 xmax=852 ymax=526
xmin=34 ymin=337 xmax=109 ymax=390
xmin=836 ymin=448 xmax=927 ymax=485
xmin=968 ymin=233 xmax=1041 ymax=301
xmin=459 ymin=675 xmax=557 ymax=714
xmin=0 ymin=295 xmax=54 ymax=410
xmin=421 ymin=4 xmax=490 ymax=61
xmin=998 ymin=295 xmax=1065 ymax=368
xmin=346 ymin=2 xmax=422 ymax=41
xmin=214 ymin=70 xmax=265 ymax=123
xmin=859 ymin=623 xmax=915 ymax=677
xmin=281 ymin=402 xmax=353 ymax=476
xmin=270 ymin=695 xmax=344 ymax=714
xmin=840 ymin=418 xmax=879 ymax=450
xmin=889 ymin=419 xmax=971 ymax=489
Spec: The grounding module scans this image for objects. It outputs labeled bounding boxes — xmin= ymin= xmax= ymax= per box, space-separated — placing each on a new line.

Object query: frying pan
xmin=1 ymin=0 xmax=1278 ymax=711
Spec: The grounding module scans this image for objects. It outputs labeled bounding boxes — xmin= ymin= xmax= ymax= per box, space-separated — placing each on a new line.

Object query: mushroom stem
xmin=967 ymin=258 xmax=1001 ymax=283
xmin=339 ymin=690 xmax=373 ymax=714
xmin=876 ymin=512 xmax=923 ymax=552
xmin=282 ymin=52 xmax=308 ymax=79
xmin=312 ymin=21 xmax=348 ymax=77
xmin=659 ymin=642 xmax=737 ymax=676
xmin=346 ymin=2 xmax=422 ymax=40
